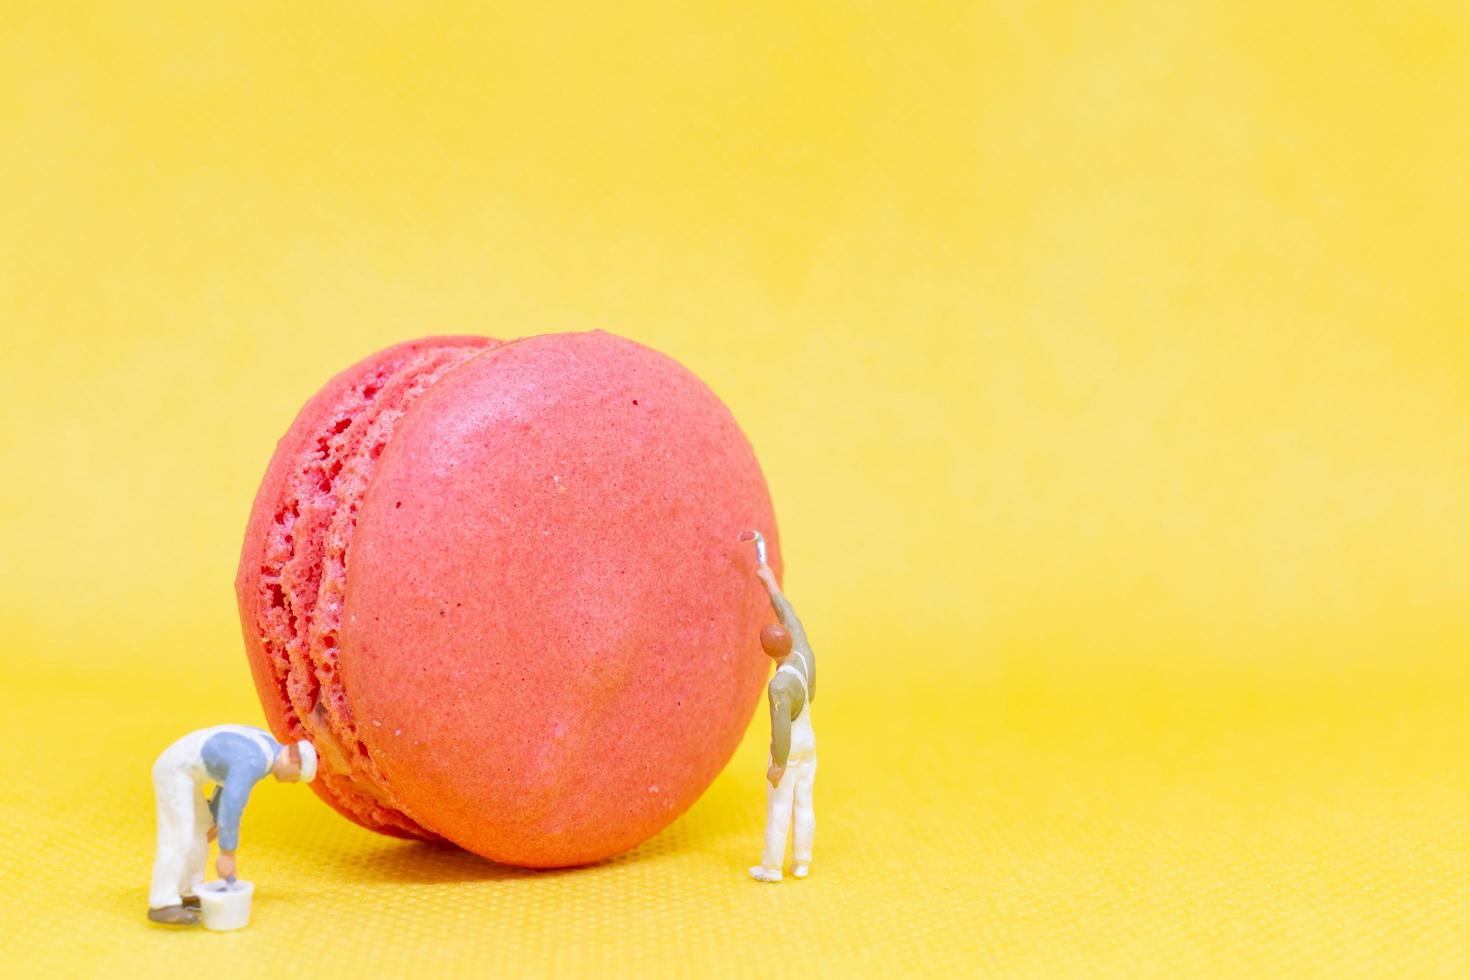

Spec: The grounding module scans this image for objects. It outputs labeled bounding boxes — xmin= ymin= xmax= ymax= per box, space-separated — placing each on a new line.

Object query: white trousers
xmin=761 ymin=755 xmax=817 ymax=869
xmin=148 ymin=762 xmax=213 ymax=909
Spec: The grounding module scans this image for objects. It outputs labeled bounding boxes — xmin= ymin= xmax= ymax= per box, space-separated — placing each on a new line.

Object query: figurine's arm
xmin=200 ymin=732 xmax=274 ymax=849
xmin=767 ymin=675 xmax=803 ymax=784
xmin=756 ymin=565 xmax=815 ymax=700
xmin=211 ymin=769 xmax=256 ymax=853
xmin=756 ymin=566 xmax=809 ymax=647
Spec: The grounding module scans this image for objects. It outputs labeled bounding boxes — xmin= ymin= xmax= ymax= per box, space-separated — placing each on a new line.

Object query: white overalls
xmin=147 ymin=725 xmax=276 ymax=910
xmin=761 ymin=653 xmax=816 ymax=875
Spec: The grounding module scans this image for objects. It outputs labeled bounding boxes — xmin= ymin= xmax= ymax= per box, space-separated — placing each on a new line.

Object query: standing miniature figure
xmin=739 ymin=530 xmax=817 ymax=883
xmin=147 ymin=725 xmax=316 ymax=925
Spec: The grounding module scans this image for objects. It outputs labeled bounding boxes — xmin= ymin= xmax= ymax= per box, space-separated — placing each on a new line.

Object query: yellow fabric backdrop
xmin=3 ymin=2 xmax=1468 ymax=975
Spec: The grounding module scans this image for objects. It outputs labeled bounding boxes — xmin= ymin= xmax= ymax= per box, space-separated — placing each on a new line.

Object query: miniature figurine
xmin=740 ymin=530 xmax=817 ymax=883
xmin=147 ymin=725 xmax=317 ymax=926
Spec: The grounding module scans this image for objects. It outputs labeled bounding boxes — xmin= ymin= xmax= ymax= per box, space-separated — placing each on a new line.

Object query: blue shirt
xmin=202 ymin=729 xmax=279 ymax=851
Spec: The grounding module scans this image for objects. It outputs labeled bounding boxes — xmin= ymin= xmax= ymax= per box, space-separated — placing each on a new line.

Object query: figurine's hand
xmin=767 ymin=764 xmax=786 ymax=786
xmin=216 ymin=851 xmax=236 ymax=880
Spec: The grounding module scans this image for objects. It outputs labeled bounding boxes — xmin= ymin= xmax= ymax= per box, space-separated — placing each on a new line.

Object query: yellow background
xmin=3 ymin=2 xmax=1469 ymax=975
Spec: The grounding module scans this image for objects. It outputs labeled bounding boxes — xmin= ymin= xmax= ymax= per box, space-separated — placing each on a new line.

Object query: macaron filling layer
xmin=248 ymin=339 xmax=490 ymax=836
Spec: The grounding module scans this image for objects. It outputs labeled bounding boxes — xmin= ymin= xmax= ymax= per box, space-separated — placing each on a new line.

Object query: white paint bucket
xmin=198 ymin=879 xmax=255 ymax=932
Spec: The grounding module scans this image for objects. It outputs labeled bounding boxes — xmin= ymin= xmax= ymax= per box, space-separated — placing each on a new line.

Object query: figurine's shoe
xmin=748 ymin=865 xmax=783 ymax=883
xmin=792 ymin=863 xmax=810 ymax=879
xmin=147 ymin=905 xmax=201 ymax=926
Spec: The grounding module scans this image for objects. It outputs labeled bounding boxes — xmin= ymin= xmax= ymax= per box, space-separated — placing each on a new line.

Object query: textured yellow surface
xmin=3 ymin=2 xmax=1470 ymax=976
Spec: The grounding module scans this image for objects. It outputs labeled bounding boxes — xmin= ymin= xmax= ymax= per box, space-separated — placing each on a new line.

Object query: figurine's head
xmin=272 ymin=741 xmax=319 ymax=784
xmin=759 ymin=623 xmax=793 ymax=660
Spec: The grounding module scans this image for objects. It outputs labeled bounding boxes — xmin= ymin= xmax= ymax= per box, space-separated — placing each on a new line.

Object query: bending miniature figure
xmin=740 ymin=530 xmax=817 ymax=883
xmin=147 ymin=725 xmax=317 ymax=925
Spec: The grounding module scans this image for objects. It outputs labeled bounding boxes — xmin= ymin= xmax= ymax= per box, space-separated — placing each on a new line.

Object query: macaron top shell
xmin=340 ymin=331 xmax=779 ymax=866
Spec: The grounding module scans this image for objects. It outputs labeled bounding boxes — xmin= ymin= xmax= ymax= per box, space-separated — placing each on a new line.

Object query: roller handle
xmin=738 ymin=529 xmax=768 ymax=566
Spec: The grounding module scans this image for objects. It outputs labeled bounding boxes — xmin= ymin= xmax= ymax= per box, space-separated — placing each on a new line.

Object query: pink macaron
xmin=236 ymin=331 xmax=779 ymax=866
